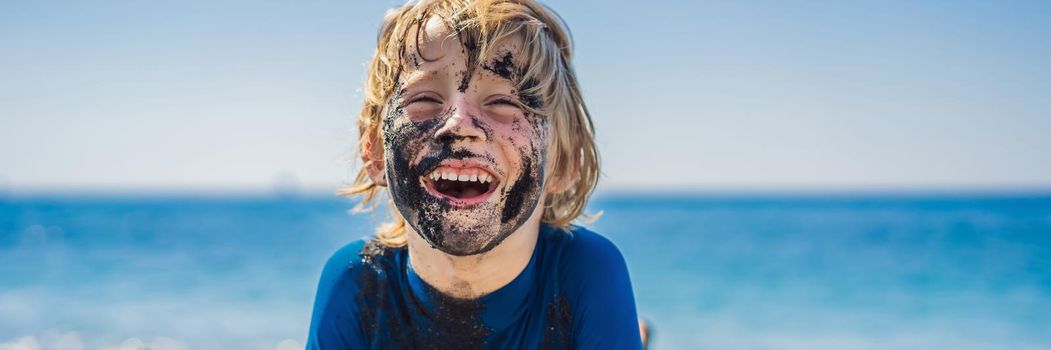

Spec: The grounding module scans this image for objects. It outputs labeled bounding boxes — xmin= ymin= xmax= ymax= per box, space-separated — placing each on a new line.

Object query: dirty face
xmin=380 ymin=18 xmax=549 ymax=256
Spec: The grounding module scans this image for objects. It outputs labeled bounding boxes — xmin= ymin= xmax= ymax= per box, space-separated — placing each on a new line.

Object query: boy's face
xmin=377 ymin=18 xmax=549 ymax=256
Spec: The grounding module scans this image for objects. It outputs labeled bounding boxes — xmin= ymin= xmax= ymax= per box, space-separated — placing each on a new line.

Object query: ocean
xmin=1 ymin=193 xmax=1049 ymax=350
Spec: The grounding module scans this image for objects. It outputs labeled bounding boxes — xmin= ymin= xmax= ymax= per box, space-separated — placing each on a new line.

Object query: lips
xmin=420 ymin=161 xmax=501 ymax=207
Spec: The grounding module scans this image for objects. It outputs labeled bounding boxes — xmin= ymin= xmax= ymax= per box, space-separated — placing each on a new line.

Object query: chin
xmin=389 ymin=156 xmax=544 ymax=257
xmin=423 ymin=217 xmax=509 ymax=256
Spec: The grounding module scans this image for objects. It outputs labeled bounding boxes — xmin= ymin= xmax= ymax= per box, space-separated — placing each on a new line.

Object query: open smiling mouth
xmin=422 ymin=166 xmax=500 ymax=206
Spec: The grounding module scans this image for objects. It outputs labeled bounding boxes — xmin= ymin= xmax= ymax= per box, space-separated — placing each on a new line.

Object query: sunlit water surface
xmin=2 ymin=193 xmax=1049 ymax=349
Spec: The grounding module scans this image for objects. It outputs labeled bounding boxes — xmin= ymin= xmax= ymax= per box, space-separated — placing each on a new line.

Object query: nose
xmin=434 ymin=99 xmax=486 ymax=143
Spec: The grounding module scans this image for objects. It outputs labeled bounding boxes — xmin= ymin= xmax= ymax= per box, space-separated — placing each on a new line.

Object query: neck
xmin=407 ymin=205 xmax=542 ymax=299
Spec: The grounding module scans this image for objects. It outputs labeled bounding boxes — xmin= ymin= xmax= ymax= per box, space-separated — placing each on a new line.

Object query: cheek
xmin=382 ymin=115 xmax=442 ymax=170
xmin=496 ymin=117 xmax=549 ymax=171
xmin=517 ymin=116 xmax=549 ymax=155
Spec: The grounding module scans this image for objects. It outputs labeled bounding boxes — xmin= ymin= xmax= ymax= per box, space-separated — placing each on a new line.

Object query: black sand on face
xmin=483 ymin=51 xmax=544 ymax=110
xmin=380 ymin=44 xmax=549 ymax=257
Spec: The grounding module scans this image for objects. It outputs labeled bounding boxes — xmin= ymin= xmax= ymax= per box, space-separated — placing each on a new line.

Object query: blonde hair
xmin=339 ymin=0 xmax=599 ymax=247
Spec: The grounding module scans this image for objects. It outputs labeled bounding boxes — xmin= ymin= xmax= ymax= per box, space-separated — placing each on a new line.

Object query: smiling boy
xmin=307 ymin=0 xmax=642 ymax=349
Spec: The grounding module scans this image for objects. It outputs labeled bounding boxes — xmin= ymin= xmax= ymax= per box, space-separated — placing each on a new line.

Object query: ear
xmin=362 ymin=131 xmax=388 ymax=187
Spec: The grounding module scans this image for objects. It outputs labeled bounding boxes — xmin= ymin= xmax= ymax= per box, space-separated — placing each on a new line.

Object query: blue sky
xmin=2 ymin=0 xmax=1050 ymax=193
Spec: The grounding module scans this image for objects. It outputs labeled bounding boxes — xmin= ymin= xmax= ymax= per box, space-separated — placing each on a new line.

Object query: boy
xmin=307 ymin=0 xmax=642 ymax=348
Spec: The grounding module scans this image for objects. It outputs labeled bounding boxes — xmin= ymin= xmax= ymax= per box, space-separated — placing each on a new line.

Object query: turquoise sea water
xmin=1 ymin=193 xmax=1050 ymax=349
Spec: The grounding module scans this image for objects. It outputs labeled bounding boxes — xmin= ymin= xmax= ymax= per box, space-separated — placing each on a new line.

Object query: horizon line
xmin=4 ymin=184 xmax=1051 ymax=199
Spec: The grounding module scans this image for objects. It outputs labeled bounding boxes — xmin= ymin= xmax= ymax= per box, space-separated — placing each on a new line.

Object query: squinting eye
xmin=485 ymin=97 xmax=522 ymax=124
xmin=490 ymin=98 xmax=520 ymax=108
xmin=409 ymin=96 xmax=441 ymax=105
xmin=403 ymin=93 xmax=444 ymax=121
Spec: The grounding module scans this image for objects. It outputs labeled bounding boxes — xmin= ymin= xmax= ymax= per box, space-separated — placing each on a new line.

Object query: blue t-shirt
xmin=306 ymin=224 xmax=642 ymax=349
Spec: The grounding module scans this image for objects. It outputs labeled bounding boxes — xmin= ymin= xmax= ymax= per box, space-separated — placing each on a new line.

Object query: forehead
xmin=403 ymin=16 xmax=526 ymax=76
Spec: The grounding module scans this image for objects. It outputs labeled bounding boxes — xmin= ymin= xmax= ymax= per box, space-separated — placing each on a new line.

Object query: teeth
xmin=428 ymin=169 xmax=495 ymax=183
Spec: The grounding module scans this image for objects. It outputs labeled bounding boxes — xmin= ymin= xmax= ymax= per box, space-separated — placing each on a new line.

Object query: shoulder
xmin=541 ymin=225 xmax=628 ymax=272
xmin=320 ymin=238 xmax=369 ymax=276
xmin=541 ymin=225 xmax=644 ymax=349
xmin=312 ymin=238 xmax=369 ymax=313
xmin=308 ymin=237 xmax=404 ymax=349
xmin=313 ymin=237 xmax=406 ymax=316
xmin=316 ymin=237 xmax=403 ymax=295
xmin=538 ymin=225 xmax=632 ymax=297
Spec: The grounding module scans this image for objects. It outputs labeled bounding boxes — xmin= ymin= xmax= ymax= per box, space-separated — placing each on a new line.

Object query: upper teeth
xmin=429 ymin=169 xmax=492 ymax=183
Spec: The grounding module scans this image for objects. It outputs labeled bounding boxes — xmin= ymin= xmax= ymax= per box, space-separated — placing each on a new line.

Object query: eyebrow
xmin=401 ymin=68 xmax=445 ymax=90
